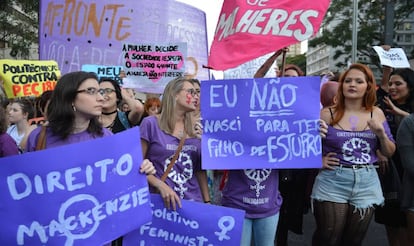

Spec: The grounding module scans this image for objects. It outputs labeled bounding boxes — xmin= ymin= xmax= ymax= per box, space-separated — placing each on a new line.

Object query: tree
xmin=286 ymin=54 xmax=306 ymax=75
xmin=0 ymin=0 xmax=39 ymax=58
xmin=309 ymin=0 xmax=414 ymax=70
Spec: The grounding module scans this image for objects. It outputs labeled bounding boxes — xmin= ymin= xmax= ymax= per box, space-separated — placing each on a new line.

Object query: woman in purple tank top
xmin=312 ymin=63 xmax=395 ymax=245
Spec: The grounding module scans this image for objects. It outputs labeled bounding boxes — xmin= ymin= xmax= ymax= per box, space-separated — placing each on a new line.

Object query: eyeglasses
xmin=181 ymin=88 xmax=197 ymax=96
xmin=77 ymin=88 xmax=115 ymax=96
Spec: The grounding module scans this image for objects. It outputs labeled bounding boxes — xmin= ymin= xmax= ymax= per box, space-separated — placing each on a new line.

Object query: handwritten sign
xmin=0 ymin=59 xmax=60 ymax=98
xmin=224 ymin=53 xmax=276 ymax=79
xmin=123 ymin=194 xmax=245 ymax=245
xmin=82 ymin=64 xmax=123 ymax=84
xmin=201 ymin=77 xmax=322 ymax=170
xmin=122 ymin=43 xmax=186 ymax=93
xmin=39 ymin=0 xmax=209 ymax=81
xmin=372 ymin=46 xmax=411 ymax=68
xmin=0 ymin=127 xmax=151 ymax=245
xmin=208 ymin=0 xmax=331 ymax=70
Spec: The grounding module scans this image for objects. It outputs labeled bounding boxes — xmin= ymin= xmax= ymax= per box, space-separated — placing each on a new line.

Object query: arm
xmin=122 ymin=88 xmax=144 ymax=125
xmin=368 ymin=107 xmax=396 ymax=157
xmin=195 ymin=170 xmax=211 ymax=203
xmin=397 ymin=116 xmax=414 ymax=176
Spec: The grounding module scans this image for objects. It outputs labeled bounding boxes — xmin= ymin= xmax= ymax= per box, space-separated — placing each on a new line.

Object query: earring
xmin=72 ymin=104 xmax=77 ymax=112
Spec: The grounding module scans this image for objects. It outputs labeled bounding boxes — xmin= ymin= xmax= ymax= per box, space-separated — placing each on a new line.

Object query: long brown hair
xmin=331 ymin=63 xmax=377 ymax=126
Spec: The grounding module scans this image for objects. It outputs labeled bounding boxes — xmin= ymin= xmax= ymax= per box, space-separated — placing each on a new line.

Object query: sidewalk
xmin=286 ymin=212 xmax=388 ymax=246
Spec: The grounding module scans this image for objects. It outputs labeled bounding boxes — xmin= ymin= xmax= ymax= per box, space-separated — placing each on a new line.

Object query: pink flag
xmin=208 ymin=0 xmax=331 ymax=70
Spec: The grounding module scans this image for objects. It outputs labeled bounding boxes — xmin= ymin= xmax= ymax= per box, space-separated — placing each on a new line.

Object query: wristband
xmin=204 ymin=200 xmax=211 ymax=203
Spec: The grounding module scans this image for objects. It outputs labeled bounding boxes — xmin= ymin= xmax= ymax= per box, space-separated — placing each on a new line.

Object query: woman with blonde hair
xmin=140 ymin=76 xmax=210 ymax=210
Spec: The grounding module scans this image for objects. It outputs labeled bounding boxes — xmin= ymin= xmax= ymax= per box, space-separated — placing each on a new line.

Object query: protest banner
xmin=208 ymin=0 xmax=331 ymax=70
xmin=0 ymin=59 xmax=60 ymax=98
xmin=0 ymin=127 xmax=151 ymax=245
xmin=82 ymin=64 xmax=124 ymax=85
xmin=224 ymin=52 xmax=277 ymax=79
xmin=123 ymin=194 xmax=245 ymax=245
xmin=39 ymin=0 xmax=209 ymax=81
xmin=121 ymin=43 xmax=187 ymax=93
xmin=372 ymin=46 xmax=411 ymax=68
xmin=201 ymin=76 xmax=322 ymax=170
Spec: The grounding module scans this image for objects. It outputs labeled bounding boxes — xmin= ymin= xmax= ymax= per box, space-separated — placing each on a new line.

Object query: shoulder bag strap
xmin=161 ymin=134 xmax=186 ymax=182
xmin=35 ymin=126 xmax=47 ymax=151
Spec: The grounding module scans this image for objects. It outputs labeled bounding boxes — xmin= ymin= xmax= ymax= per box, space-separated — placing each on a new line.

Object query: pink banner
xmin=208 ymin=0 xmax=330 ymax=70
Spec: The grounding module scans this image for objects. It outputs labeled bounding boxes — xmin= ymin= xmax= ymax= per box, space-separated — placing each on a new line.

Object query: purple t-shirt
xmin=323 ymin=122 xmax=394 ymax=165
xmin=0 ymin=133 xmax=19 ymax=157
xmin=221 ymin=169 xmax=283 ymax=219
xmin=26 ymin=126 xmax=113 ymax=152
xmin=140 ymin=116 xmax=203 ymax=202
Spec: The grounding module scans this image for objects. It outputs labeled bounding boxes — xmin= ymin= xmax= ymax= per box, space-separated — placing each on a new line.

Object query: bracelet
xmin=204 ymin=200 xmax=211 ymax=203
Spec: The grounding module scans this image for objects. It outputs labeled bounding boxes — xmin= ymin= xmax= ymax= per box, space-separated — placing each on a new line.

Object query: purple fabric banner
xmin=0 ymin=127 xmax=151 ymax=245
xmin=39 ymin=0 xmax=209 ymax=93
xmin=123 ymin=194 xmax=245 ymax=245
xmin=201 ymin=76 xmax=322 ymax=169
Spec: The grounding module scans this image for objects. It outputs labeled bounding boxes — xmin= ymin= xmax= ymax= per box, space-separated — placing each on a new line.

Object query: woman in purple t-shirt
xmin=312 ymin=64 xmax=395 ymax=245
xmin=141 ymin=76 xmax=210 ymax=211
xmin=0 ymin=106 xmax=19 ymax=157
xmin=26 ymin=71 xmax=155 ymax=176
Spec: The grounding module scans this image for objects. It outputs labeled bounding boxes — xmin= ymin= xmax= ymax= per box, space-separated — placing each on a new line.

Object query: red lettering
xmin=12 ymin=85 xmax=22 ymax=97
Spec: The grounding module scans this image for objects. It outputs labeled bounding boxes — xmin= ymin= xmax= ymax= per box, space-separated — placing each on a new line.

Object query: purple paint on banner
xmin=0 ymin=128 xmax=151 ymax=245
xmin=123 ymin=194 xmax=245 ymax=245
xmin=201 ymin=76 xmax=323 ymax=170
xmin=39 ymin=0 xmax=209 ymax=93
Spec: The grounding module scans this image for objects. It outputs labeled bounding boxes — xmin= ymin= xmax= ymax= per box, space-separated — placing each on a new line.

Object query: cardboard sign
xmin=201 ymin=76 xmax=322 ymax=169
xmin=122 ymin=43 xmax=187 ymax=93
xmin=123 ymin=194 xmax=245 ymax=245
xmin=0 ymin=127 xmax=151 ymax=245
xmin=372 ymin=46 xmax=411 ymax=68
xmin=39 ymin=0 xmax=209 ymax=81
xmin=0 ymin=60 xmax=60 ymax=98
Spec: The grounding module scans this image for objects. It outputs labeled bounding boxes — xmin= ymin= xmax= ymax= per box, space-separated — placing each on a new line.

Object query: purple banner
xmin=123 ymin=194 xmax=245 ymax=245
xmin=39 ymin=0 xmax=209 ymax=90
xmin=0 ymin=127 xmax=151 ymax=245
xmin=201 ymin=77 xmax=322 ymax=169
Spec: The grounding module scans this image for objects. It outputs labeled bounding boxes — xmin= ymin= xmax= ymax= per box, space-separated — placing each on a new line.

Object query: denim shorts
xmin=311 ymin=165 xmax=384 ymax=210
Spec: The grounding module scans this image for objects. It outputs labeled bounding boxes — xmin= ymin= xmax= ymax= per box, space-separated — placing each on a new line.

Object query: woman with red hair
xmin=312 ymin=63 xmax=395 ymax=245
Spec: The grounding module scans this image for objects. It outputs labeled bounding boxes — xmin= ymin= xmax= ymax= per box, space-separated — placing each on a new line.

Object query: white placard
xmin=373 ymin=46 xmax=410 ymax=68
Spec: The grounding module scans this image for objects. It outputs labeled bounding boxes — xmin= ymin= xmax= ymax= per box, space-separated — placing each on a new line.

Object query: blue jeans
xmin=241 ymin=213 xmax=279 ymax=246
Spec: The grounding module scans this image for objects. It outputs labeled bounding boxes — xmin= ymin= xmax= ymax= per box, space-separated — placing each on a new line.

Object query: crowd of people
xmin=1 ymin=58 xmax=414 ymax=246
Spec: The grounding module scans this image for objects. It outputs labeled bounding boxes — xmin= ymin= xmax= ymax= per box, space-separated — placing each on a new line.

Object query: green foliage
xmin=0 ymin=0 xmax=39 ymax=58
xmin=309 ymin=0 xmax=414 ymax=70
xmin=286 ymin=54 xmax=306 ymax=75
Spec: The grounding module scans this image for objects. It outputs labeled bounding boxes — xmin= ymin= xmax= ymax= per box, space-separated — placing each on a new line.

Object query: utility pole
xmin=351 ymin=0 xmax=358 ymax=63
xmin=384 ymin=0 xmax=395 ymax=45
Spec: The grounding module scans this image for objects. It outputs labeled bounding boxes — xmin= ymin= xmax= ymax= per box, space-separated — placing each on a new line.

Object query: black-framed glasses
xmin=77 ymin=87 xmax=116 ymax=96
xmin=99 ymin=88 xmax=116 ymax=95
xmin=181 ymin=88 xmax=197 ymax=96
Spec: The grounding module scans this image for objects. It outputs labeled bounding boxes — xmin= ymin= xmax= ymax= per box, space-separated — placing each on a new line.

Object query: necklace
xmin=102 ymin=109 xmax=117 ymax=115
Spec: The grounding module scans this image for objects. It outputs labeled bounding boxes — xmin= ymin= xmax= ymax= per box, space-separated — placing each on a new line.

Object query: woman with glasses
xmin=25 ymin=71 xmax=155 ymax=246
xmin=99 ymin=78 xmax=144 ymax=133
xmin=140 ymin=76 xmax=210 ymax=210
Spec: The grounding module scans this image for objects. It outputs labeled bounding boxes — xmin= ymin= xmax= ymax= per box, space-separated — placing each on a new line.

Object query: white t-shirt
xmin=7 ymin=125 xmax=24 ymax=146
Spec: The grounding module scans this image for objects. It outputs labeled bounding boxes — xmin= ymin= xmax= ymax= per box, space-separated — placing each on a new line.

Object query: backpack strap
xmin=118 ymin=111 xmax=131 ymax=129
